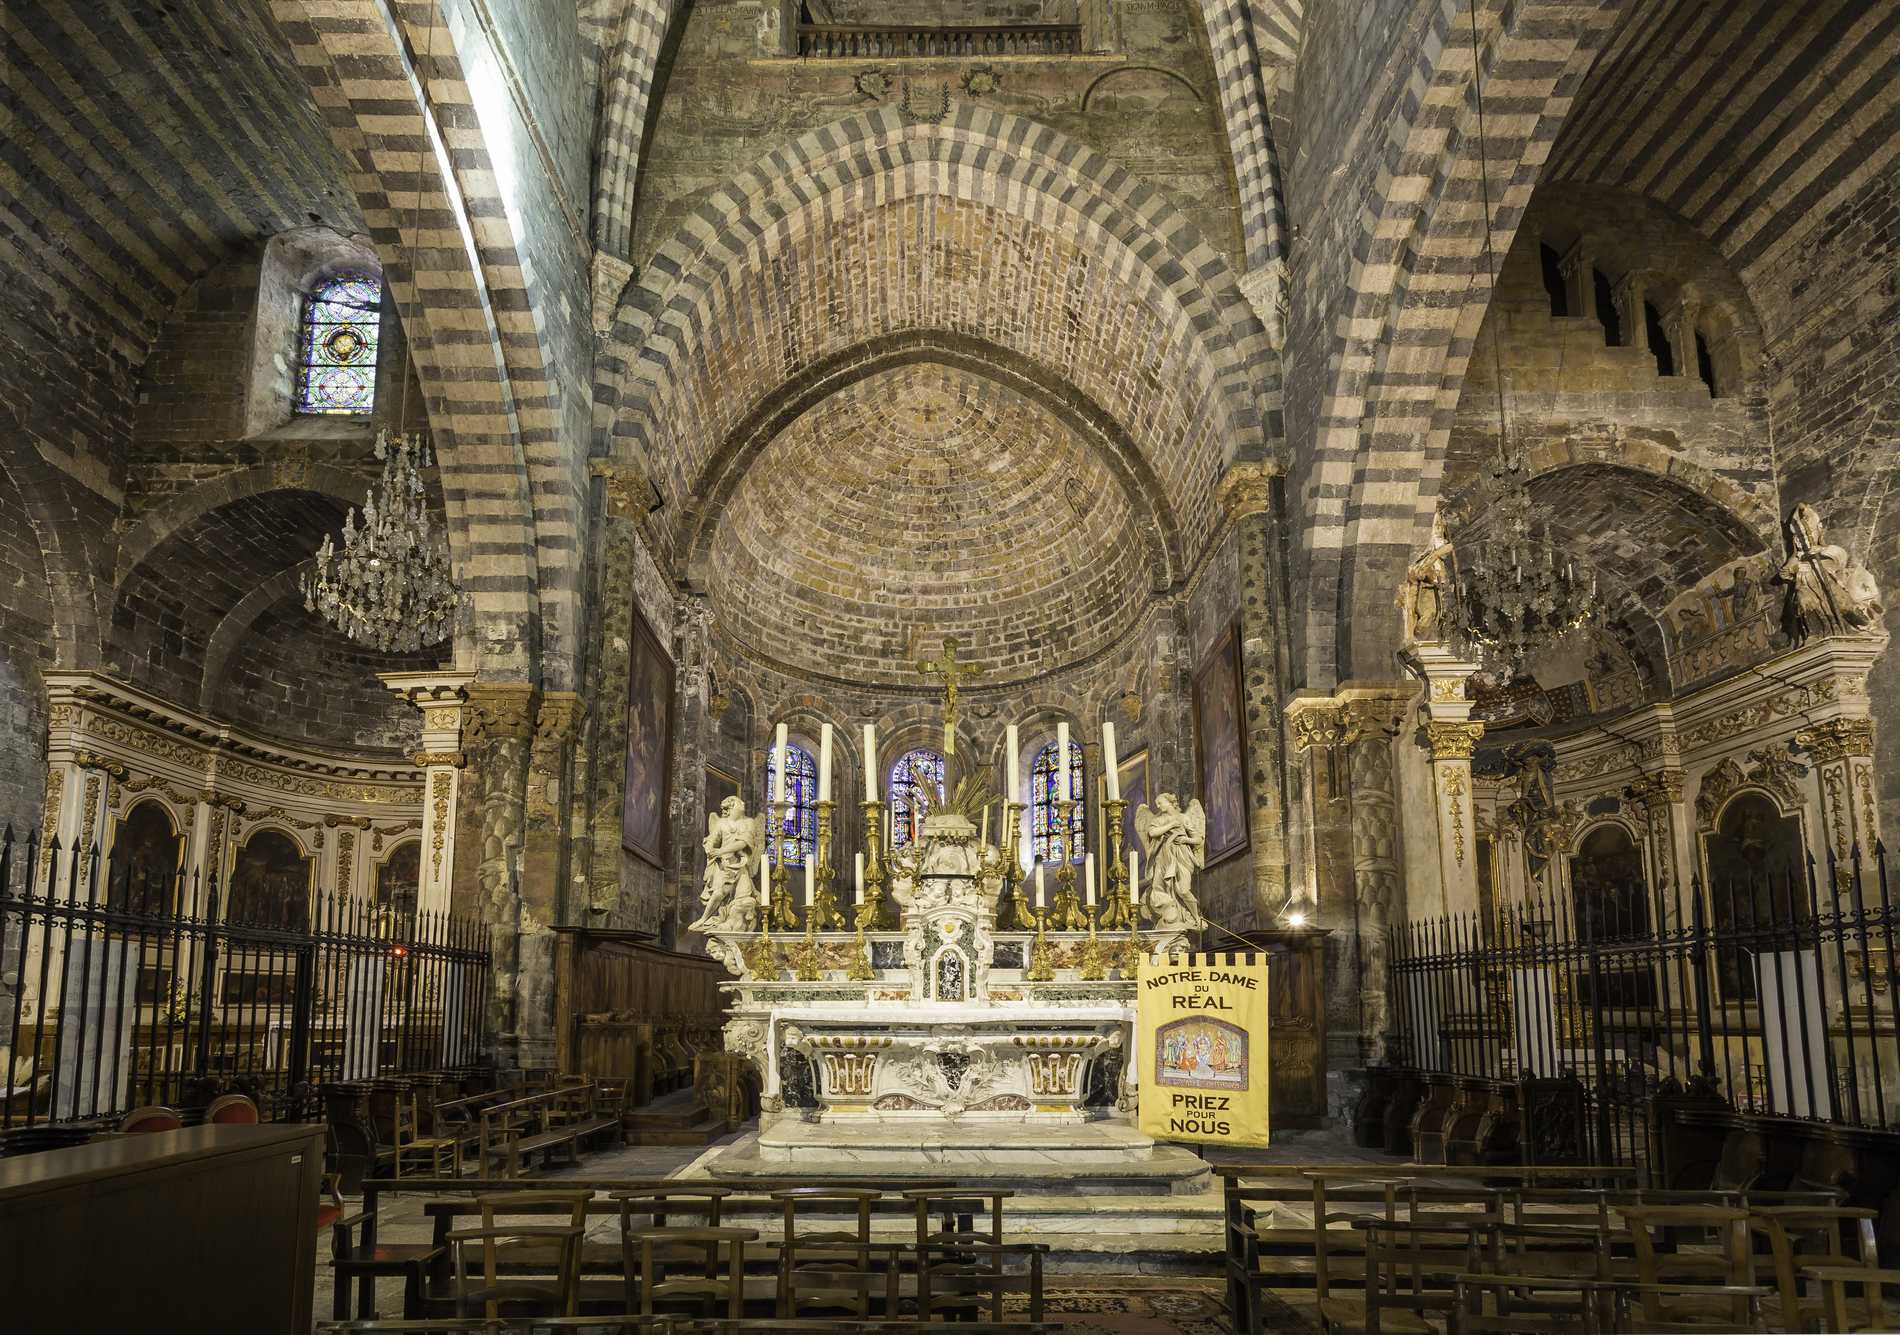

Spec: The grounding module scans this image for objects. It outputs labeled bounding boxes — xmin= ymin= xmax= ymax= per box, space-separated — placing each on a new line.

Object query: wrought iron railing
xmin=0 ymin=825 xmax=490 ymax=1129
xmin=795 ymin=22 xmax=1084 ymax=58
xmin=1388 ymin=843 xmax=1900 ymax=1165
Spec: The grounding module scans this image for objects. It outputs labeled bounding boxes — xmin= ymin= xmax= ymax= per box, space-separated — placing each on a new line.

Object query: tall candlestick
xmin=773 ymin=723 xmax=789 ymax=803
xmin=1035 ymin=862 xmax=1046 ymax=909
xmin=863 ymin=724 xmax=878 ymax=800
xmin=1006 ymin=724 xmax=1020 ymax=802
xmin=1056 ymin=722 xmax=1070 ymax=803
xmin=1103 ymin=722 xmax=1120 ymax=799
xmin=1085 ymin=853 xmax=1096 ymax=905
xmin=817 ymin=723 xmax=833 ymax=801
xmin=855 ymin=852 xmax=865 ymax=903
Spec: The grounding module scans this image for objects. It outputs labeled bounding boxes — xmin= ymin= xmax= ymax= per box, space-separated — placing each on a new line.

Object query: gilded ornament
xmin=1440 ymin=767 xmax=1467 ymax=866
xmin=430 ymin=771 xmax=453 ymax=885
xmin=1287 ymin=702 xmax=1348 ymax=752
xmin=336 ymin=831 xmax=356 ymax=896
xmin=1795 ymin=718 xmax=1875 ymax=765
xmin=40 ymin=767 xmax=63 ymax=875
xmin=1425 ymin=721 xmax=1485 ymax=760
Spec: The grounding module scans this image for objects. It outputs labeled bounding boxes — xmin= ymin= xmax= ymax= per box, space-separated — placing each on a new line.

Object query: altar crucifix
xmin=914 ymin=635 xmax=983 ymax=756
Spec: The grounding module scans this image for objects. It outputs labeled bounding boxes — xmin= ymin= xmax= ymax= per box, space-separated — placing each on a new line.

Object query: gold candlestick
xmin=812 ymin=800 xmax=845 ymax=930
xmin=844 ymin=919 xmax=876 ymax=981
xmin=1053 ymin=799 xmax=1087 ymax=930
xmin=767 ymin=801 xmax=798 ymax=931
xmin=859 ymin=798 xmax=887 ymax=930
xmin=741 ymin=921 xmax=781 ymax=978
xmin=1002 ymin=800 xmax=1035 ymax=929
xmin=1077 ymin=913 xmax=1107 ymax=981
xmin=1025 ymin=905 xmax=1055 ymax=982
xmin=1100 ymin=798 xmax=1134 ymax=930
xmin=785 ymin=915 xmax=822 ymax=981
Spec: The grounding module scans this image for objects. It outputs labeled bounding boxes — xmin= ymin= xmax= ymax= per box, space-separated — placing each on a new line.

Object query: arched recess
xmin=1291 ymin=0 xmax=1627 ymax=688
xmin=1453 ymin=461 xmax=1771 ymax=694
xmin=600 ymin=106 xmax=1278 ymax=545
xmin=114 ymin=461 xmax=371 ymax=585
xmin=676 ymin=333 xmax=1182 ymax=595
xmin=275 ymin=0 xmax=584 ymax=687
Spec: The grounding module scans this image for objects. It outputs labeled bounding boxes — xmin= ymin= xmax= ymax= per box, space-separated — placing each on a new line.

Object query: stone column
xmin=1560 ymin=237 xmax=1596 ymax=323
xmin=1626 ymin=768 xmax=1690 ymax=932
xmin=460 ymin=682 xmax=536 ymax=1064
xmin=1341 ymin=689 xmax=1414 ymax=1064
xmin=380 ymin=672 xmax=476 ymax=917
xmin=519 ymin=691 xmax=578 ymax=1067
xmin=1613 ymin=272 xmax=1649 ymax=353
xmin=1408 ymin=644 xmax=1485 ymax=917
xmin=1219 ymin=462 xmax=1292 ymax=924
xmin=1662 ymin=296 xmax=1699 ymax=379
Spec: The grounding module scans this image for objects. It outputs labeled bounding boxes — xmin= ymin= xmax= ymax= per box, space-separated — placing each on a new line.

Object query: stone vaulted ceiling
xmin=708 ymin=362 xmax=1153 ymax=687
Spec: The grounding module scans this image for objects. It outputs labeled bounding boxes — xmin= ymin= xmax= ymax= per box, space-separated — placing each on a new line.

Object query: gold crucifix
xmin=915 ymin=635 xmax=983 ymax=756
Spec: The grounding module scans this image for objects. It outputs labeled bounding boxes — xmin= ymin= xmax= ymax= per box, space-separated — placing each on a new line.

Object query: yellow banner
xmin=1137 ymin=952 xmax=1270 ymax=1147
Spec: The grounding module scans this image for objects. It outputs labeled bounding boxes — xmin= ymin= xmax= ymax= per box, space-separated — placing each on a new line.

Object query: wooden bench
xmin=476 ymin=1080 xmax=620 ymax=1177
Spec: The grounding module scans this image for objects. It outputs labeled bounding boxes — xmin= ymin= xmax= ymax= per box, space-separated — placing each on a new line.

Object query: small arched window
xmin=890 ymin=749 xmax=946 ymax=849
xmin=764 ymin=744 xmax=818 ymax=867
xmin=1029 ymin=739 xmax=1086 ymax=863
xmin=296 ymin=272 xmax=380 ymax=415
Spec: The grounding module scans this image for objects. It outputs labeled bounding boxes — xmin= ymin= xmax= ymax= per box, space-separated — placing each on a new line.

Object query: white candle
xmin=1103 ymin=722 xmax=1120 ymax=800
xmin=1006 ymin=724 xmax=1020 ymax=801
xmin=855 ymin=852 xmax=865 ymax=903
xmin=1085 ymin=853 xmax=1096 ymax=906
xmin=1035 ymin=862 xmax=1046 ymax=909
xmin=817 ymin=723 xmax=833 ymax=802
xmin=1128 ymin=850 xmax=1140 ymax=902
xmin=980 ymin=807 xmax=989 ymax=848
xmin=773 ymin=723 xmax=789 ymax=803
xmin=863 ymin=724 xmax=878 ymax=801
xmin=804 ymin=859 xmax=814 ymax=907
xmin=760 ymin=845 xmax=771 ymax=896
xmin=1056 ymin=722 xmax=1070 ymax=803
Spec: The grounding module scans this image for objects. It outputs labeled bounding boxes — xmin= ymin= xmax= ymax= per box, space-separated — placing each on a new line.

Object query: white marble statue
xmin=1134 ymin=793 xmax=1207 ymax=931
xmin=1778 ymin=502 xmax=1883 ymax=643
xmin=690 ymin=796 xmax=765 ymax=933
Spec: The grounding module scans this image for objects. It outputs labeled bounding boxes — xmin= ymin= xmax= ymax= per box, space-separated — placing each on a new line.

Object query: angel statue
xmin=689 ymin=796 xmax=764 ymax=934
xmin=1134 ymin=793 xmax=1208 ymax=931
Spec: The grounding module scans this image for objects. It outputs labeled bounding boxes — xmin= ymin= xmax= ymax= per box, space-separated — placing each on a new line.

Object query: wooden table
xmin=0 ymin=1122 xmax=323 ymax=1333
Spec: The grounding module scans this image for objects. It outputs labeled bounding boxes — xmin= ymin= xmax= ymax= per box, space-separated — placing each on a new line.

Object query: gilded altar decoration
xmin=914 ymin=635 xmax=982 ymax=756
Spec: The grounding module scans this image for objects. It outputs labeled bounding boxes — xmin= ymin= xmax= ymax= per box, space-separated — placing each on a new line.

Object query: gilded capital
xmin=410 ymin=749 xmax=466 ymax=769
xmin=1424 ymin=721 xmax=1485 ymax=760
xmin=1625 ymin=768 xmax=1686 ymax=811
xmin=1795 ymin=718 xmax=1875 ymax=765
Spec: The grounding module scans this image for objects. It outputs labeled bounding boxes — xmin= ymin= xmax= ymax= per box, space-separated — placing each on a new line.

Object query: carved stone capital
xmin=590 ymin=251 xmax=635 ymax=336
xmin=70 ymin=751 xmax=129 ymax=780
xmin=464 ymin=683 xmax=536 ymax=743
xmin=1216 ymin=460 xmax=1281 ymax=519
xmin=1795 ymin=718 xmax=1875 ymax=765
xmin=592 ymin=456 xmax=655 ymax=519
xmin=410 ymin=749 xmax=466 ymax=769
xmin=534 ymin=692 xmax=581 ymax=751
xmin=1286 ymin=701 xmax=1349 ymax=752
xmin=1424 ymin=721 xmax=1486 ymax=760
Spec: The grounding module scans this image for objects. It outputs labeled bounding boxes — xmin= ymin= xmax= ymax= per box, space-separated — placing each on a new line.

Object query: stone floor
xmin=315 ymin=1124 xmax=1383 ymax=1330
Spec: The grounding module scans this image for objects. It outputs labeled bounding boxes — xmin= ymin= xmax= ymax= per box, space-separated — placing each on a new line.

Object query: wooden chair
xmin=916 ymin=1239 xmax=1049 ymax=1323
xmin=1454 ymin=1272 xmax=1611 ymax=1333
xmin=772 ymin=1188 xmax=882 ymax=1319
xmin=327 ymin=1176 xmax=447 ymax=1321
xmin=1750 ymin=1204 xmax=1882 ymax=1333
xmin=611 ymin=1187 xmax=733 ymax=1230
xmin=902 ymin=1187 xmax=1011 ymax=1320
xmin=394 ymin=1094 xmax=462 ymax=1178
xmin=204 ymin=1092 xmax=260 ymax=1124
xmin=1307 ymin=1173 xmax=1430 ymax=1335
xmin=622 ymin=1226 xmax=756 ymax=1321
xmin=1798 ymin=1262 xmax=1900 ymax=1333
xmin=1618 ymin=1204 xmax=1761 ymax=1332
xmin=119 ymin=1104 xmax=182 ymax=1133
xmin=316 ymin=1320 xmax=677 ymax=1333
xmin=447 ymin=1224 xmax=586 ymax=1319
xmin=1355 ymin=1216 xmax=1491 ymax=1334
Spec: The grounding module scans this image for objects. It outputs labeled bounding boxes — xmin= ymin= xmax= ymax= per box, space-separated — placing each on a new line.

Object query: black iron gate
xmin=1 ymin=825 xmax=490 ymax=1127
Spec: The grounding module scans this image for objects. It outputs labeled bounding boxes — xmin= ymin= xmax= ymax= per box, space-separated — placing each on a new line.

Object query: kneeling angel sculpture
xmin=1134 ymin=793 xmax=1208 ymax=931
xmin=690 ymin=796 xmax=765 ymax=933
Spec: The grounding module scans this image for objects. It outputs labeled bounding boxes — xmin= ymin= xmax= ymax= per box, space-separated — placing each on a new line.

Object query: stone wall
xmin=0 ymin=466 xmax=53 ymax=828
xmin=214 ymin=602 xmax=432 ymax=754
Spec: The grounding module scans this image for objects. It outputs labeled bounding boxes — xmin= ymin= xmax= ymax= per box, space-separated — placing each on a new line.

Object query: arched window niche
xmin=295 ymin=271 xmax=381 ymax=415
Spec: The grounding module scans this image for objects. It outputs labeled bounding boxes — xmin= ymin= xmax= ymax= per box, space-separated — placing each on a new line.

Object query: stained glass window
xmin=890 ymin=748 xmax=946 ymax=849
xmin=763 ymin=744 xmax=818 ymax=867
xmin=296 ymin=272 xmax=381 ymax=415
xmin=1030 ymin=739 xmax=1085 ymax=863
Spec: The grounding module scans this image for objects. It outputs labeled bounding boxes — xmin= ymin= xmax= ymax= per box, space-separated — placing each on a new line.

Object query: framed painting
xmin=621 ymin=607 xmax=675 ymax=868
xmin=1192 ymin=621 xmax=1251 ymax=866
xmin=1101 ymin=748 xmax=1149 ymax=869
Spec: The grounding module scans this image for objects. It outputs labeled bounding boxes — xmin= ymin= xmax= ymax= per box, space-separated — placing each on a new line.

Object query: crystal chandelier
xmin=1442 ymin=1 xmax=1593 ymax=674
xmin=302 ymin=429 xmax=458 ymax=653
xmin=1453 ymin=455 xmax=1596 ymax=671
